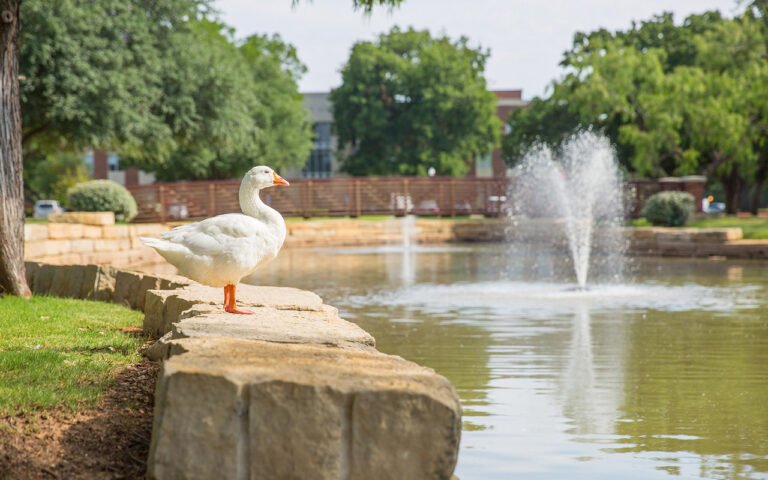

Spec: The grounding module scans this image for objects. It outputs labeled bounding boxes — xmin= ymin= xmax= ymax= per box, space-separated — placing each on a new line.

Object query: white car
xmin=33 ymin=200 xmax=64 ymax=219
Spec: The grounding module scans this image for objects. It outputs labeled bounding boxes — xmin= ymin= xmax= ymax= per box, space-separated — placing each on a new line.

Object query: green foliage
xmin=67 ymin=180 xmax=138 ymax=222
xmin=642 ymin=191 xmax=695 ymax=226
xmin=0 ymin=296 xmax=144 ymax=414
xmin=331 ymin=27 xmax=500 ymax=176
xmin=20 ymin=1 xmax=311 ymax=181
xmin=24 ymin=152 xmax=90 ymax=205
xmin=503 ymin=3 xmax=768 ymax=214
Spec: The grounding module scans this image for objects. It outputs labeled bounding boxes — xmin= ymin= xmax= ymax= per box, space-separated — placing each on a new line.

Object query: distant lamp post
xmin=428 ymin=167 xmax=436 ymax=177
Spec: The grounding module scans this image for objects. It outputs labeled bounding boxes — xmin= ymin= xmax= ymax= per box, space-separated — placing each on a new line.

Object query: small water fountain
xmin=507 ymin=132 xmax=627 ymax=288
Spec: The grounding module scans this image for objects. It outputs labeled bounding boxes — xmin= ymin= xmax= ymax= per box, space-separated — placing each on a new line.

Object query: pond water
xmin=249 ymin=245 xmax=768 ymax=480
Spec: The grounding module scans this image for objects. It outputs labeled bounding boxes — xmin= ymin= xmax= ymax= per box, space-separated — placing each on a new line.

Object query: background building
xmin=283 ymin=92 xmax=339 ymax=179
xmin=85 ymin=150 xmax=155 ymax=186
xmin=292 ymin=90 xmax=528 ymax=179
xmin=473 ymin=90 xmax=528 ymax=178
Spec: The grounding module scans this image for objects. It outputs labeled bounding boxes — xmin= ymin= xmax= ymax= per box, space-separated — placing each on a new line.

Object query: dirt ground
xmin=0 ymin=359 xmax=160 ymax=480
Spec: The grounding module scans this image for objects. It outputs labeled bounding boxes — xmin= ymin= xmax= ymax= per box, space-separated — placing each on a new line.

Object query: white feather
xmin=140 ymin=166 xmax=288 ymax=287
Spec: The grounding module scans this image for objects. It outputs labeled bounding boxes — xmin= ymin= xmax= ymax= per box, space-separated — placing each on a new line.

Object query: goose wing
xmin=161 ymin=213 xmax=276 ymax=259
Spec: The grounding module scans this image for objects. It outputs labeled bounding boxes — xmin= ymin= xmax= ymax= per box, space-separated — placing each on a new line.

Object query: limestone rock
xmin=170 ymin=304 xmax=375 ymax=349
xmin=32 ymin=263 xmax=57 ymax=295
xmin=24 ymin=261 xmax=41 ymax=290
xmin=143 ymin=284 xmax=325 ymax=337
xmin=144 ymin=332 xmax=174 ymax=361
xmin=148 ymin=337 xmax=461 ymax=480
xmin=112 ymin=270 xmax=146 ymax=309
xmin=47 ymin=211 xmax=115 ymax=226
xmin=24 ymin=224 xmax=49 ymax=241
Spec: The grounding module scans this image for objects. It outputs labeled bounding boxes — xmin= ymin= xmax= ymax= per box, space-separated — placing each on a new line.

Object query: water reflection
xmin=560 ymin=305 xmax=624 ymax=437
xmin=139 ymin=247 xmax=768 ymax=479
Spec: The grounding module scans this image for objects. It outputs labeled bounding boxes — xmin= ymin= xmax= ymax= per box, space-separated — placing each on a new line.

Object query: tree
xmin=1 ymin=0 xmax=404 ymax=297
xmin=503 ymin=4 xmax=768 ymax=214
xmin=331 ymin=27 xmax=499 ymax=176
xmin=122 ymin=22 xmax=312 ymax=180
xmin=0 ymin=0 xmax=28 ymax=296
xmin=21 ymin=2 xmax=311 ymax=182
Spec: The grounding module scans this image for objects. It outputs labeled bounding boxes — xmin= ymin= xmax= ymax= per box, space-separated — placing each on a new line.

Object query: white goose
xmin=140 ymin=166 xmax=290 ymax=314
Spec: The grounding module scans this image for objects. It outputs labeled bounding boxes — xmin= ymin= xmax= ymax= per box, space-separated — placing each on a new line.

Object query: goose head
xmin=243 ymin=165 xmax=290 ymax=190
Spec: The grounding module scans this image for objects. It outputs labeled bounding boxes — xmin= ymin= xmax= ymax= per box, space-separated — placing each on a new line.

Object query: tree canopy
xmin=0 ymin=0 xmax=407 ymax=296
xmin=331 ymin=27 xmax=500 ymax=176
xmin=20 ymin=0 xmax=312 ymax=181
xmin=503 ymin=1 xmax=768 ymax=213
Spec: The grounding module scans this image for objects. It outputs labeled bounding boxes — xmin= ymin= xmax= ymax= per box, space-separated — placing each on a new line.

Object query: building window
xmin=475 ymin=152 xmax=493 ymax=178
xmin=108 ymin=153 xmax=121 ymax=171
xmin=303 ymin=122 xmax=333 ymax=178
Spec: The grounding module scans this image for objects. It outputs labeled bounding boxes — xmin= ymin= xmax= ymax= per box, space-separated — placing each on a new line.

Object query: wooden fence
xmin=127 ymin=176 xmax=691 ymax=223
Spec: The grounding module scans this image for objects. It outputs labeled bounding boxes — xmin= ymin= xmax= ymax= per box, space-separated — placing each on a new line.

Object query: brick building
xmin=472 ymin=90 xmax=528 ymax=178
xmin=293 ymin=89 xmax=528 ymax=180
xmin=87 ymin=150 xmax=155 ymax=186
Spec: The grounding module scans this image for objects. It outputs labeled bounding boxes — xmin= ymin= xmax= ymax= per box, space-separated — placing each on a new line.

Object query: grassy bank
xmin=0 ymin=296 xmax=145 ymax=415
xmin=632 ymin=216 xmax=768 ymax=239
xmin=687 ymin=217 xmax=768 ymax=239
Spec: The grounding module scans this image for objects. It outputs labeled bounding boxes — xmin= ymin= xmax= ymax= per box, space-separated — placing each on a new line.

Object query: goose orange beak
xmin=273 ymin=172 xmax=290 ymax=186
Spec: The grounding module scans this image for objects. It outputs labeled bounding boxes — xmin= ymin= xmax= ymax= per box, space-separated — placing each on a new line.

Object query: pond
xmin=251 ymin=245 xmax=768 ymax=480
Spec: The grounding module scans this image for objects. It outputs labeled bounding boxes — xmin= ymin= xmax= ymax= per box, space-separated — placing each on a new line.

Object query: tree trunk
xmin=723 ymin=166 xmax=742 ymax=216
xmin=752 ymin=156 xmax=768 ymax=216
xmin=0 ymin=0 xmax=30 ymax=297
xmin=750 ymin=179 xmax=765 ymax=216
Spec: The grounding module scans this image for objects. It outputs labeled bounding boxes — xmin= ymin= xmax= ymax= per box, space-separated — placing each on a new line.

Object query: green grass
xmin=631 ymin=216 xmax=768 ymax=239
xmin=631 ymin=218 xmax=652 ymax=227
xmin=0 ymin=296 xmax=145 ymax=415
xmin=687 ymin=217 xmax=768 ymax=239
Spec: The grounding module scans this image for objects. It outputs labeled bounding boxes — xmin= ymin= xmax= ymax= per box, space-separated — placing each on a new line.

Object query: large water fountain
xmin=507 ymin=131 xmax=627 ymax=288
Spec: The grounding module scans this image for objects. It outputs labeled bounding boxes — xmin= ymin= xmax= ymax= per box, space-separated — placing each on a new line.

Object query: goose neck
xmin=239 ymin=185 xmax=270 ymax=219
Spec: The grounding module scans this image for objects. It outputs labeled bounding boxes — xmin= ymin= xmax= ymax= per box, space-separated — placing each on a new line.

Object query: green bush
xmin=642 ymin=191 xmax=695 ymax=227
xmin=67 ymin=180 xmax=138 ymax=222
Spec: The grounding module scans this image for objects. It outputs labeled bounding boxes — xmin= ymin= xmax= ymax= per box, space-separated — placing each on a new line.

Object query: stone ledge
xmin=627 ymin=227 xmax=768 ymax=259
xmin=48 ymin=211 xmax=116 ymax=226
xmin=143 ymin=283 xmax=325 ymax=337
xmin=148 ymin=337 xmax=461 ymax=480
xmin=24 ymin=261 xmax=189 ymax=308
xmin=172 ymin=305 xmax=375 ymax=347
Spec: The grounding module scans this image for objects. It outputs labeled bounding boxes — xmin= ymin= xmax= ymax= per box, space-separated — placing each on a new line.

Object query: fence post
xmin=354 ymin=180 xmax=361 ymax=217
xmin=450 ymin=179 xmax=456 ymax=217
xmin=497 ymin=181 xmax=504 ymax=217
xmin=403 ymin=178 xmax=410 ymax=216
xmin=303 ymin=181 xmax=312 ymax=219
xmin=438 ymin=182 xmax=445 ymax=217
xmin=159 ymin=185 xmax=167 ymax=223
xmin=208 ymin=184 xmax=216 ymax=216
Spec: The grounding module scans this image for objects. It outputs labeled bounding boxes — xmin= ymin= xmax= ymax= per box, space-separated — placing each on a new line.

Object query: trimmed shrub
xmin=67 ymin=180 xmax=138 ymax=222
xmin=642 ymin=191 xmax=695 ymax=227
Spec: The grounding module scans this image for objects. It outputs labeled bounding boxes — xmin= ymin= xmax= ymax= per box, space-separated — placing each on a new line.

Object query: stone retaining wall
xmin=26 ymin=219 xmax=768 ymax=267
xmin=25 ymin=262 xmax=462 ymax=479
xmin=24 ymin=218 xmax=505 ymax=268
xmin=628 ymin=227 xmax=768 ymax=259
xmin=24 ymin=223 xmax=170 ymax=267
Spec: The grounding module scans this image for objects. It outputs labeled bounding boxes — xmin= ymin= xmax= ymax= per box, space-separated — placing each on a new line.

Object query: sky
xmin=216 ymin=0 xmax=740 ymax=99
